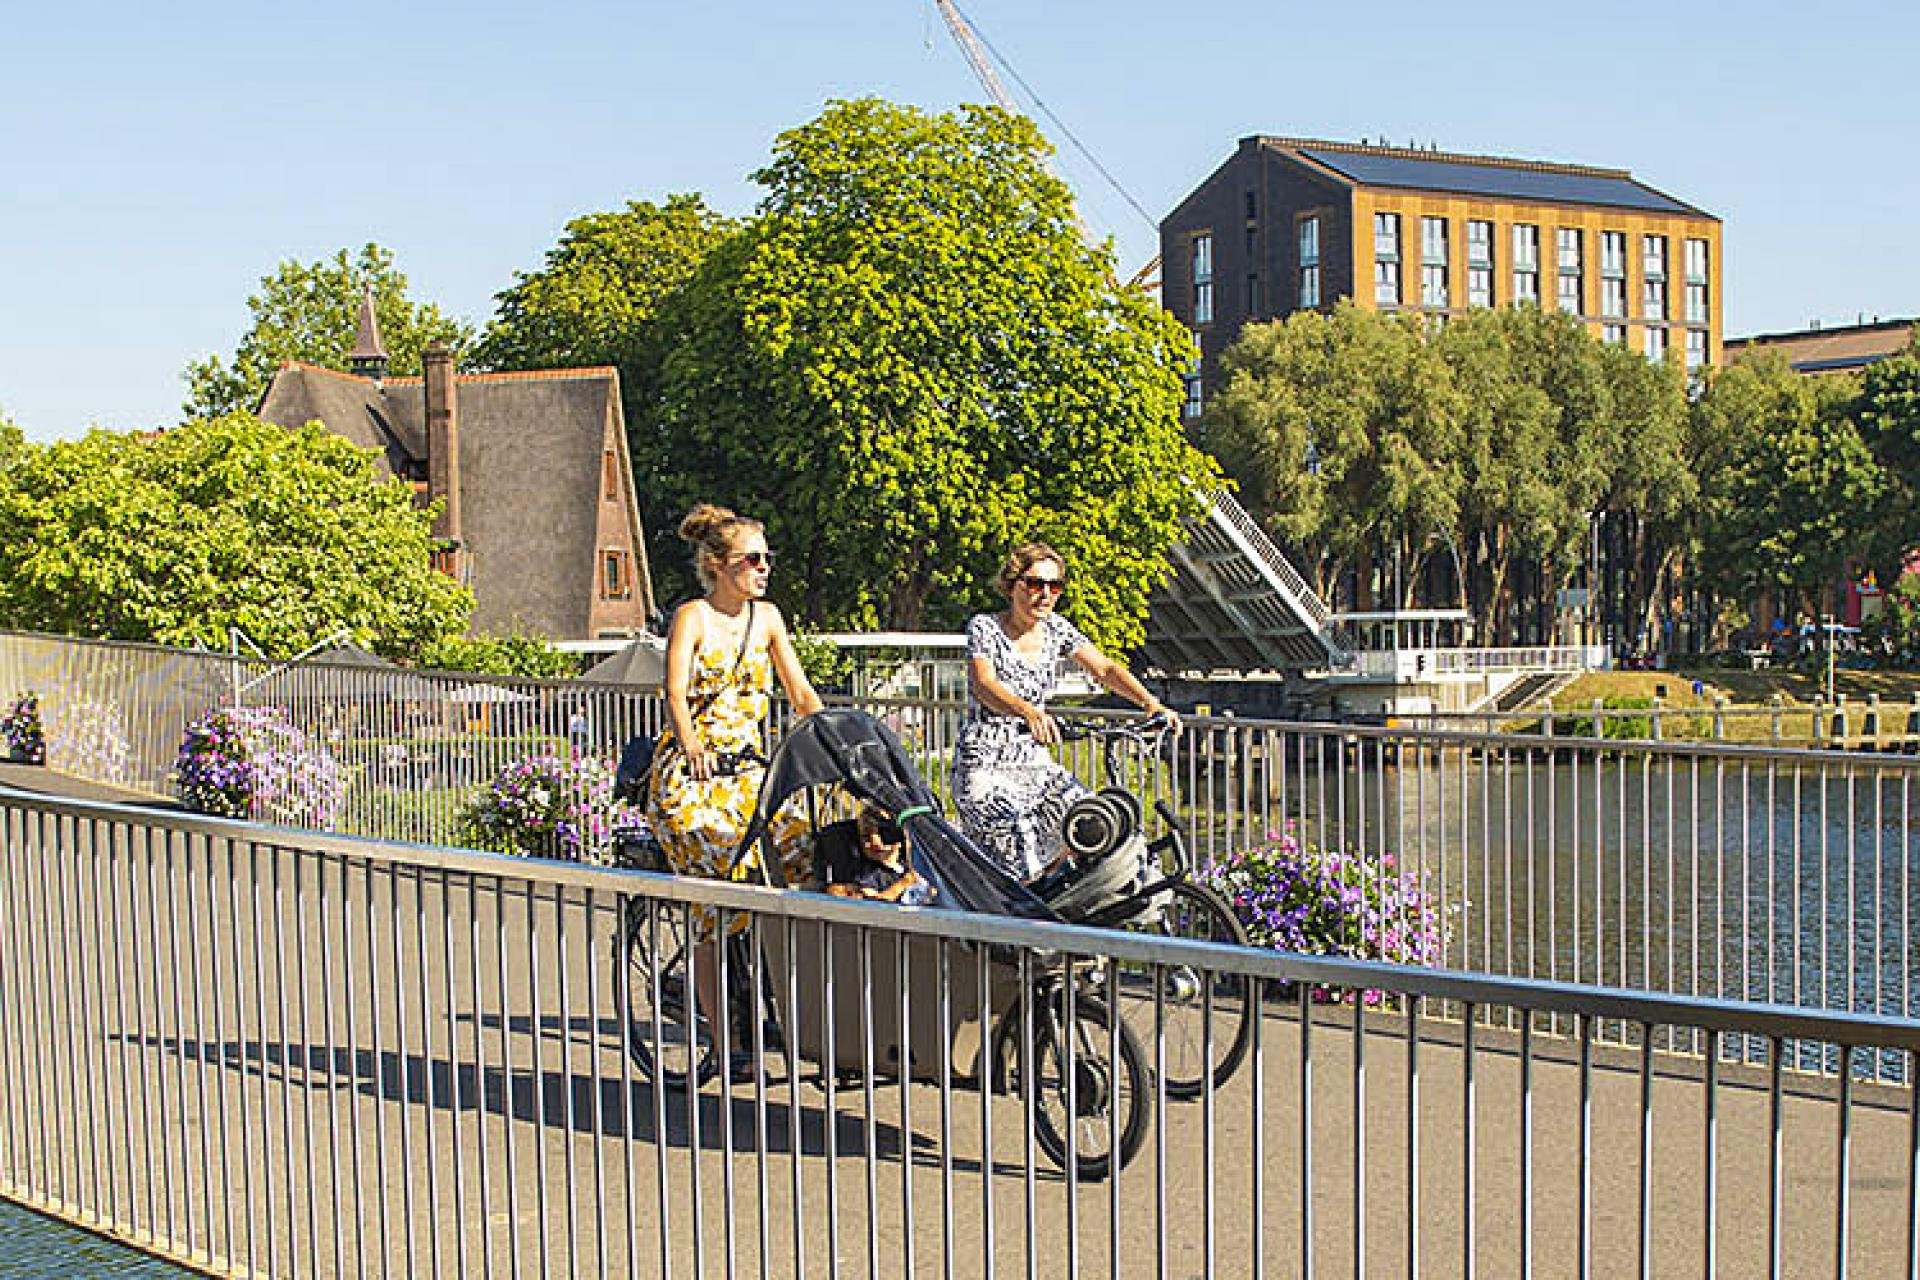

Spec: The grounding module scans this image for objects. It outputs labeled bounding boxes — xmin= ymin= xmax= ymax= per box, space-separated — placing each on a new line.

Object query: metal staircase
xmin=1141 ymin=488 xmax=1349 ymax=674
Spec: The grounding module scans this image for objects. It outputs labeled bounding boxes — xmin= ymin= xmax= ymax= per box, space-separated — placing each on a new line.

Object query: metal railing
xmin=2 ymin=783 xmax=1917 ymax=1279
xmin=9 ymin=630 xmax=1920 ymax=1047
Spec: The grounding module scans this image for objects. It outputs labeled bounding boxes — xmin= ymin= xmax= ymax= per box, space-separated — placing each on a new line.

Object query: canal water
xmin=0 ymin=1201 xmax=193 ymax=1276
xmin=1174 ymin=749 xmax=1920 ymax=1021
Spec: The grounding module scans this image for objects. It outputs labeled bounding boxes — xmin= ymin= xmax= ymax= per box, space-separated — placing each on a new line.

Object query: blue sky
xmin=3 ymin=0 xmax=1914 ymax=441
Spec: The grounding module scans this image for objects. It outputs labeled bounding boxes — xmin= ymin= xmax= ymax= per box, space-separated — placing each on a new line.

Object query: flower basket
xmin=174 ymin=706 xmax=343 ymax=830
xmin=2 ymin=692 xmax=45 ymax=765
xmin=1198 ymin=827 xmax=1446 ymax=1005
xmin=461 ymin=753 xmax=630 ymax=865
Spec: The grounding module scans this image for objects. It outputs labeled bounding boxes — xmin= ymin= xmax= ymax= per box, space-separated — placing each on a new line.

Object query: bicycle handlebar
xmin=1056 ymin=712 xmax=1174 ymax=744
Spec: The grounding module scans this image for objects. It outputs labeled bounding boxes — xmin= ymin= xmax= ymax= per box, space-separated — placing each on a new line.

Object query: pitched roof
xmin=258 ymin=362 xmax=642 ymax=639
xmin=1726 ymin=318 xmax=1917 ymax=375
xmin=1254 ymin=136 xmax=1714 ymax=219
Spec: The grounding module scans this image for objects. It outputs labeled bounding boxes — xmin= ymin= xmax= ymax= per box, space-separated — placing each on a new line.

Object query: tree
xmin=1693 ymin=355 xmax=1884 ymax=614
xmin=472 ymin=196 xmax=740 ymax=598
xmin=0 ymin=414 xmax=472 ymax=659
xmin=641 ymin=99 xmax=1215 ymax=653
xmin=183 ymin=244 xmax=473 ymax=419
xmin=472 ymin=194 xmax=737 ymax=383
xmin=418 ymin=631 xmax=577 ymax=679
xmin=1855 ymin=340 xmax=1920 ymax=579
xmin=1207 ymin=302 xmax=1464 ymax=609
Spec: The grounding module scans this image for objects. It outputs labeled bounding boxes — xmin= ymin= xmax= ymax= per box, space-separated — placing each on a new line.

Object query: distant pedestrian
xmin=567 ymin=708 xmax=590 ymax=755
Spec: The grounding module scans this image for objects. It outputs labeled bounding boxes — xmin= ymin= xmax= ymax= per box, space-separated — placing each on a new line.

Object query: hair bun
xmin=678 ymin=503 xmax=738 ymax=546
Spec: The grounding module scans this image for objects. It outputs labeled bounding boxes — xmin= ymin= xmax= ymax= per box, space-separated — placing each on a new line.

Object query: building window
xmin=1555 ymin=228 xmax=1583 ymax=314
xmin=602 ymin=450 xmax=619 ymax=500
xmin=1600 ymin=231 xmax=1626 ymax=277
xmin=1512 ymin=224 xmax=1540 ymax=306
xmin=1685 ymin=237 xmax=1710 ymax=325
xmin=1191 ymin=233 xmax=1213 ymax=325
xmin=1601 ymin=278 xmax=1628 ymax=320
xmin=1642 ymin=235 xmax=1668 ymax=322
xmin=1245 ymin=190 xmax=1258 ymax=221
xmin=602 ymin=550 xmax=632 ymax=600
xmin=1686 ymin=329 xmax=1707 ymax=371
xmin=1600 ymin=231 xmax=1627 ymax=320
xmin=1182 ymin=333 xmax=1203 ymax=421
xmin=1466 ymin=219 xmax=1493 ymax=307
xmin=1374 ymin=213 xmax=1401 ymax=306
xmin=1602 ymin=324 xmax=1627 ymax=346
xmin=1247 ymin=274 xmax=1261 ymax=315
xmin=1420 ymin=217 xmax=1449 ymax=307
xmin=1645 ymin=327 xmax=1666 ymax=363
xmin=1298 ymin=216 xmax=1321 ymax=308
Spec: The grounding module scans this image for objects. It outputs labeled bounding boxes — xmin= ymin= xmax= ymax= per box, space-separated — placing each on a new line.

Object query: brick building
xmin=1161 ymin=136 xmax=1722 ymax=416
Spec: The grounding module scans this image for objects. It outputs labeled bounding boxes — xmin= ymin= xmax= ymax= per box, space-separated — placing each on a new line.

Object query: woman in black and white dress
xmin=950 ymin=542 xmax=1180 ymax=881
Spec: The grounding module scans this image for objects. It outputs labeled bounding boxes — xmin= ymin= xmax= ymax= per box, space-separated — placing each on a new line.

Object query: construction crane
xmin=928 ymin=0 xmax=1161 ymax=290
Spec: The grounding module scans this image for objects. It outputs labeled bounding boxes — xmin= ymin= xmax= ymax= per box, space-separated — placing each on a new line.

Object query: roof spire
xmin=348 ymin=282 xmax=388 ymax=382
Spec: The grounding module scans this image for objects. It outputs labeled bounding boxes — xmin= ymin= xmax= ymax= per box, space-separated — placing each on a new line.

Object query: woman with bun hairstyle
xmin=950 ymin=541 xmax=1179 ymax=882
xmin=647 ymin=505 xmax=823 ymax=1056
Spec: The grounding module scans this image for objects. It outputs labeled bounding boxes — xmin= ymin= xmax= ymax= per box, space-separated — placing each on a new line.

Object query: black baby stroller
xmin=615 ymin=707 xmax=1169 ymax=1178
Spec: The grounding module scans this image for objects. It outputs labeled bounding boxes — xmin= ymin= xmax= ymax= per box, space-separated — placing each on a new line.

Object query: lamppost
xmin=1823 ymin=612 xmax=1837 ymax=707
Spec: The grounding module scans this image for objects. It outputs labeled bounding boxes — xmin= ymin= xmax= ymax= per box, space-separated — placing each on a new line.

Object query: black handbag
xmin=613 ymin=602 xmax=756 ymax=804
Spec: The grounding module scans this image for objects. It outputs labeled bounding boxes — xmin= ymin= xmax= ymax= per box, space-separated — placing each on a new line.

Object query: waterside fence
xmin=1 ymin=629 xmax=1919 ymax=1275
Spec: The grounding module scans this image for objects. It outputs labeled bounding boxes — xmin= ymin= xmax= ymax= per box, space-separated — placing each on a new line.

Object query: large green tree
xmin=183 ymin=244 xmax=473 ymax=419
xmin=473 ymin=194 xmax=737 ymax=384
xmin=1208 ymin=302 xmax=1464 ymax=608
xmin=0 ymin=414 xmax=472 ymax=658
xmin=1693 ymin=354 xmax=1884 ymax=613
xmin=640 ymin=99 xmax=1214 ymax=652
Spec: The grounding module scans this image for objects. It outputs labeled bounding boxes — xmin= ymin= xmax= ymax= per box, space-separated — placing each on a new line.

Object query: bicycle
xmin=1049 ymin=714 xmax=1254 ymax=1099
xmin=611 ymin=708 xmax=1152 ymax=1179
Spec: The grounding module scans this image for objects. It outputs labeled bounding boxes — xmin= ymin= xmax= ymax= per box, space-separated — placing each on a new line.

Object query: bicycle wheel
xmin=617 ymin=898 xmax=718 ymax=1089
xmin=989 ymin=986 xmax=1150 ymax=1181
xmin=1118 ymin=880 xmax=1253 ymax=1099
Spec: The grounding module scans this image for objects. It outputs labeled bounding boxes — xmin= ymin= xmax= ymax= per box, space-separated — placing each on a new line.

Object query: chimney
xmin=423 ymin=342 xmax=462 ymax=548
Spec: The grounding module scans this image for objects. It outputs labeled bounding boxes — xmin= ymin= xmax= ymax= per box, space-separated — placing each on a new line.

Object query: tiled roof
xmin=1726 ymin=319 xmax=1917 ymax=375
xmin=258 ymin=363 xmax=644 ymax=638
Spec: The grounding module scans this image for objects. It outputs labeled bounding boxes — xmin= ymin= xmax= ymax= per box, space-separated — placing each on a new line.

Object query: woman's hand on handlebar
xmin=1022 ymin=703 xmax=1062 ymax=747
xmin=1145 ymin=706 xmax=1183 ymax=737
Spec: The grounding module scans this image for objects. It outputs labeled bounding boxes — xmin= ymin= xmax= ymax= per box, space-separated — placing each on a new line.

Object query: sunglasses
xmin=731 ymin=550 xmax=775 ymax=569
xmin=1016 ymin=574 xmax=1065 ymax=595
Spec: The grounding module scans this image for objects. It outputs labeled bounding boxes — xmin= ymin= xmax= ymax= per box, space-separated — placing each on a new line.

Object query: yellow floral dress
xmin=645 ymin=632 xmax=811 ymax=938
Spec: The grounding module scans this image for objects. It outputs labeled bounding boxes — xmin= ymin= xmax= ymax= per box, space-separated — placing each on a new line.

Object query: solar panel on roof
xmin=1298 ymin=148 xmax=1698 ymax=216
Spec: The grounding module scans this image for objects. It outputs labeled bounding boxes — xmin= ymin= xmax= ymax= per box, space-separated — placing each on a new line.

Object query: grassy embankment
xmin=1546 ymin=668 xmax=1920 ymax=744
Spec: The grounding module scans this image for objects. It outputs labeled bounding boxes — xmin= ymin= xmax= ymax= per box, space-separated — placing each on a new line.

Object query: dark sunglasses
xmin=1016 ymin=574 xmax=1065 ymax=595
xmin=731 ymin=550 xmax=775 ymax=569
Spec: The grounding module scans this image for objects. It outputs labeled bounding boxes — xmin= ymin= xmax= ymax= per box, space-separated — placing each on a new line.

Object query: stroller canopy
xmin=736 ymin=708 xmax=1058 ymax=922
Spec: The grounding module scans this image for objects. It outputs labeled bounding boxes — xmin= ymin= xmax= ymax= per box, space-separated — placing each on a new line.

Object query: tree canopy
xmin=637 ymin=98 xmax=1214 ymax=652
xmin=0 ymin=413 xmax=472 ymax=659
xmin=183 ymin=244 xmax=473 ymax=419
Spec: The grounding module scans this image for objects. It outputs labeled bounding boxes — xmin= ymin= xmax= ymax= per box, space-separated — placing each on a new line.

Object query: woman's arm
xmin=1072 ymin=644 xmax=1182 ymax=734
xmin=766 ymin=606 xmax=825 ymax=717
xmin=661 ymin=602 xmax=714 ymax=780
xmin=968 ymin=654 xmax=1061 ymax=746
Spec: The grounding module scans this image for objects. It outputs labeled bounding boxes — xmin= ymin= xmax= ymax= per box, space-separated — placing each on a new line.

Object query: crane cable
xmin=938 ymin=1 xmax=1160 ymax=236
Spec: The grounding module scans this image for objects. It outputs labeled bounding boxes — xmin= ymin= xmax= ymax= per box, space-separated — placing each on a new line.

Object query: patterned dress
xmin=950 ymin=611 xmax=1093 ymax=881
xmin=646 ymin=629 xmax=811 ymax=938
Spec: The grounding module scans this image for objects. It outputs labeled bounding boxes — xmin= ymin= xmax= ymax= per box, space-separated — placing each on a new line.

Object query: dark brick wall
xmin=1161 ymin=140 xmax=1355 ymax=392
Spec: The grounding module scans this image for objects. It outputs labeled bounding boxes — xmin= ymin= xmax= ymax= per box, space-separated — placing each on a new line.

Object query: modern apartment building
xmin=1162 ymin=136 xmax=1722 ymax=416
